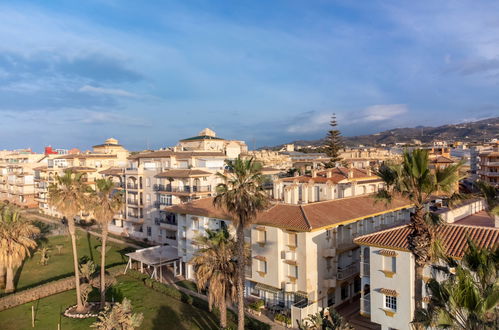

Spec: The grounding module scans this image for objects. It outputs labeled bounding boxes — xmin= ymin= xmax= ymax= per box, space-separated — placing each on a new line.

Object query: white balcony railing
xmin=337 ymin=263 xmax=359 ymax=280
xmin=360 ymin=293 xmax=371 ymax=315
xmin=361 ymin=262 xmax=370 ymax=277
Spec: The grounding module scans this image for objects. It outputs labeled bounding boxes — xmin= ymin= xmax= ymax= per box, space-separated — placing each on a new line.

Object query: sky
xmin=1 ymin=0 xmax=499 ymax=151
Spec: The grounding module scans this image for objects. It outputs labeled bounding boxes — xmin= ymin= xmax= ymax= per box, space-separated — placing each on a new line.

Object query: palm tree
xmin=92 ymin=297 xmax=143 ymax=330
xmin=48 ymin=169 xmax=92 ymax=312
xmin=419 ymin=239 xmax=499 ymax=329
xmin=213 ymin=156 xmax=269 ymax=330
xmin=475 ymin=181 xmax=499 ymax=216
xmin=374 ymin=149 xmax=462 ymax=326
xmin=191 ymin=229 xmax=237 ymax=328
xmin=91 ymin=178 xmax=124 ymax=308
xmin=0 ymin=206 xmax=39 ymax=292
xmin=297 ymin=307 xmax=352 ymax=329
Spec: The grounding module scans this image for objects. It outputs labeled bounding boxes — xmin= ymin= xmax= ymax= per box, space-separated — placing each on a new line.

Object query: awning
xmin=255 ymin=283 xmax=281 ymax=294
xmin=126 ymin=245 xmax=180 ymax=266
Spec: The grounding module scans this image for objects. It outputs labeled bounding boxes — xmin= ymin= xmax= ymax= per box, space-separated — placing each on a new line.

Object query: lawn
xmin=6 ymin=232 xmax=131 ymax=294
xmin=0 ymin=275 xmax=241 ymax=330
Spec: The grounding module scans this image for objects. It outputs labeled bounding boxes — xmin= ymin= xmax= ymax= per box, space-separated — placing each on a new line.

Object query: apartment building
xmin=355 ymin=216 xmax=498 ymax=330
xmin=106 ymin=129 xmax=248 ymax=244
xmin=273 ymin=167 xmax=384 ymax=204
xmin=478 ymin=143 xmax=499 ymax=186
xmin=167 ymin=194 xmax=413 ymax=323
xmin=0 ymin=150 xmax=47 ymax=208
xmin=35 ymin=138 xmax=129 ymax=217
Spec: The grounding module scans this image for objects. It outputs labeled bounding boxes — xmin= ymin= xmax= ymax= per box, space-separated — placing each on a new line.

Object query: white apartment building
xmin=354 ymin=205 xmax=498 ymax=330
xmin=35 ymin=138 xmax=129 ymax=217
xmin=273 ymin=167 xmax=384 ymax=204
xmin=167 ymin=194 xmax=413 ymax=324
xmin=106 ymin=129 xmax=248 ymax=245
xmin=0 ymin=150 xmax=48 ymax=208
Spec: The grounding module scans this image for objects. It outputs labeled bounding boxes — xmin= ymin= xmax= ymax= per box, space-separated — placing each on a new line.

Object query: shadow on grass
xmin=151 ymin=305 xmax=189 ymax=330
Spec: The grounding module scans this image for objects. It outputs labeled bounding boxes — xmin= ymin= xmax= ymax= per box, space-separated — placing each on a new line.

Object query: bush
xmin=274 ymin=313 xmax=291 ymax=325
xmin=126 ymin=269 xmax=149 ymax=282
xmin=249 ymin=299 xmax=265 ymax=311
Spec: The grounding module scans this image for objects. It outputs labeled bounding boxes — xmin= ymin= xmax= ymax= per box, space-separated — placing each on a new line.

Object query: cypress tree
xmin=324 ymin=114 xmax=343 ymax=168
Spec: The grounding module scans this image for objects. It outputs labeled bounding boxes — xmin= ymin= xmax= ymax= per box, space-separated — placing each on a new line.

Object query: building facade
xmin=478 ymin=143 xmax=499 ymax=187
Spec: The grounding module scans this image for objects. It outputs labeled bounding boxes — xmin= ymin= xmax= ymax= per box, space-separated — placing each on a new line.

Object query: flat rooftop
xmin=454 ymin=210 xmax=495 ymax=227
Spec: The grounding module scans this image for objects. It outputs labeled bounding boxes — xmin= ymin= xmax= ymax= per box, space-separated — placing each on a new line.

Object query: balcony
xmin=283 ymin=281 xmax=297 ymax=292
xmin=284 ymin=250 xmax=297 ymax=261
xmin=337 ymin=263 xmax=359 ymax=280
xmin=127 ymin=183 xmax=140 ymax=190
xmin=479 ymin=171 xmax=499 ymax=177
xmin=126 ymin=213 xmax=141 ymax=221
xmin=154 ymin=201 xmax=172 ymax=208
xmin=153 ymin=184 xmax=212 ymax=194
xmin=127 ymin=199 xmax=140 ymax=206
xmin=323 ymin=248 xmax=336 ymax=258
xmin=482 ymin=161 xmax=499 ymax=166
xmin=361 ymin=262 xmax=370 ymax=277
xmin=323 ymin=277 xmax=337 ymax=288
xmin=360 ymin=293 xmax=371 ymax=315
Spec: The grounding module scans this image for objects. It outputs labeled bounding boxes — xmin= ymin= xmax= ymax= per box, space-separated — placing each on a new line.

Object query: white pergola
xmin=124 ymin=245 xmax=182 ymax=281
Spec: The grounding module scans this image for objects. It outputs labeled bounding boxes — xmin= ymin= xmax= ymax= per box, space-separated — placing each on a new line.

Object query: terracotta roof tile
xmin=166 ymin=194 xmax=412 ymax=232
xmin=354 ymin=224 xmax=499 ymax=258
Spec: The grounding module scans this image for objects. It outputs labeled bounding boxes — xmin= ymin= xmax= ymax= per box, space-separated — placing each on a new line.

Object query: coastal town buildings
xmin=166 ymin=194 xmax=413 ymax=323
xmin=478 ymin=143 xmax=499 ymax=187
xmin=0 ymin=149 xmax=48 ymax=208
xmin=106 ymin=129 xmax=248 ymax=244
xmin=35 ymin=138 xmax=129 ymax=217
xmin=355 ymin=199 xmax=498 ymax=330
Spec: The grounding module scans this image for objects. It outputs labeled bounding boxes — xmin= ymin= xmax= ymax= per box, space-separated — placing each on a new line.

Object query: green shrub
xmin=249 ymin=299 xmax=265 ymax=311
xmin=126 ymin=269 xmax=149 ymax=281
xmin=274 ymin=313 xmax=291 ymax=325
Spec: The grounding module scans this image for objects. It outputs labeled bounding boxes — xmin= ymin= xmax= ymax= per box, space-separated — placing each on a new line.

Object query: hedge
xmin=0 ymin=265 xmax=125 ymax=312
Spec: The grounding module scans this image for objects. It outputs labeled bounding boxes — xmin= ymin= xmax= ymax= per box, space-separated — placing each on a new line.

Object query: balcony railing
xmin=361 ymin=262 xmax=370 ymax=277
xmin=127 ymin=184 xmax=140 ymax=190
xmin=127 ymin=213 xmax=139 ymax=219
xmin=337 ymin=263 xmax=359 ymax=280
xmin=127 ymin=199 xmax=140 ymax=205
xmin=360 ymin=293 xmax=371 ymax=315
xmin=154 ymin=201 xmax=172 ymax=208
xmin=153 ymin=184 xmax=211 ymax=193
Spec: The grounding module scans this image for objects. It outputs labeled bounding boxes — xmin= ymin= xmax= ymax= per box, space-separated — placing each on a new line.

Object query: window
xmin=146 ymin=178 xmax=150 ymax=187
xmin=341 ymin=284 xmax=349 ymax=300
xmin=287 ymin=232 xmax=297 ymax=247
xmin=385 ymin=295 xmax=397 ymax=311
xmin=287 ymin=264 xmax=298 ymax=279
xmin=147 ymin=226 xmax=152 ymax=236
xmin=327 ymin=290 xmax=335 ymax=306
xmin=257 ymin=230 xmax=266 ymax=244
xmin=384 ymin=256 xmax=396 ymax=273
xmin=146 ymin=194 xmax=151 ymax=205
xmin=256 ymin=259 xmax=267 ymax=274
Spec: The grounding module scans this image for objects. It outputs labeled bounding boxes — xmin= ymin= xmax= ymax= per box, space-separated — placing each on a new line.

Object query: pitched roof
xmin=166 ymin=194 xmax=412 ymax=232
xmin=156 ymin=169 xmax=213 ymax=178
xmin=128 ymin=150 xmax=225 ymax=160
xmin=430 ymin=155 xmax=454 ymax=164
xmin=280 ymin=167 xmax=378 ymax=184
xmin=354 ymin=224 xmax=499 ymax=258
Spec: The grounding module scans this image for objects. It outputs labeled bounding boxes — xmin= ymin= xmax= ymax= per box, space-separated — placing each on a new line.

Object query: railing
xmin=153 ymin=184 xmax=211 ymax=193
xmin=154 ymin=217 xmax=178 ymax=226
xmin=127 ymin=213 xmax=139 ymax=219
xmin=361 ymin=262 xmax=370 ymax=277
xmin=337 ymin=263 xmax=359 ymax=280
xmin=127 ymin=199 xmax=140 ymax=205
xmin=127 ymin=184 xmax=139 ymax=189
xmin=154 ymin=201 xmax=172 ymax=208
xmin=360 ymin=293 xmax=371 ymax=315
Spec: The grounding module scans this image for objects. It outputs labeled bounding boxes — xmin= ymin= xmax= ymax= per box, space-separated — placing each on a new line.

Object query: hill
xmin=272 ymin=117 xmax=499 ymax=149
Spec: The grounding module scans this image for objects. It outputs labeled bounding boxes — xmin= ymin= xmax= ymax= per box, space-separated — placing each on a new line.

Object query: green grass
xmin=6 ymin=233 xmax=131 ymax=294
xmin=176 ymin=280 xmax=198 ymax=292
xmin=0 ymin=275 xmax=232 ymax=330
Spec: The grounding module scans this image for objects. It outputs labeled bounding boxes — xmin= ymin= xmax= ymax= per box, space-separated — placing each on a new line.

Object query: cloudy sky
xmin=1 ymin=0 xmax=499 ymax=151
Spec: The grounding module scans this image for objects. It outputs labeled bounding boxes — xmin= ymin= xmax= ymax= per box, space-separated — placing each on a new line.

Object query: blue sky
xmin=1 ymin=0 xmax=498 ymax=151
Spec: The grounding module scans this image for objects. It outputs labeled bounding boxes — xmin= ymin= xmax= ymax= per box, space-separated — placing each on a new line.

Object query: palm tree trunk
xmin=100 ymin=228 xmax=108 ymax=308
xmin=5 ymin=267 xmax=14 ymax=293
xmin=220 ymin=296 xmax=227 ymax=329
xmin=0 ymin=265 xmax=5 ymax=289
xmin=236 ymin=224 xmax=245 ymax=330
xmin=68 ymin=219 xmax=84 ymax=312
xmin=408 ymin=206 xmax=431 ymax=329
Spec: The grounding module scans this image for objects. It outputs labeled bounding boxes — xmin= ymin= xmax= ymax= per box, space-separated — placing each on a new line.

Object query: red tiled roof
xmin=281 ymin=167 xmax=379 ymax=184
xmin=166 ymin=194 xmax=412 ymax=232
xmin=354 ymin=224 xmax=499 ymax=258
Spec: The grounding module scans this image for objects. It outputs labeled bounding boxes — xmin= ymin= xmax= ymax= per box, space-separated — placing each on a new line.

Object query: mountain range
xmin=273 ymin=117 xmax=499 ymax=149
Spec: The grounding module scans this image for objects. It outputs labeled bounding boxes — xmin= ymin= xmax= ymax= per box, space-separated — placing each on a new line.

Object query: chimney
xmin=311 ymin=169 xmax=317 ymax=178
xmin=348 ymin=168 xmax=354 ymax=179
xmin=366 ymin=168 xmax=372 ymax=176
xmin=326 ymin=170 xmax=333 ymax=178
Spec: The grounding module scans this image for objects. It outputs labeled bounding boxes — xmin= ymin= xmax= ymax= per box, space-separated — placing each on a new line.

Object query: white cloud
xmin=79 ymin=85 xmax=137 ymax=97
xmin=286 ymin=112 xmax=332 ymax=134
xmin=362 ymin=104 xmax=408 ymax=121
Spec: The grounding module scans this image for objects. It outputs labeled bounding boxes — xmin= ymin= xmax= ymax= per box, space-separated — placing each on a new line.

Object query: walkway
xmin=336 ymin=298 xmax=380 ymax=330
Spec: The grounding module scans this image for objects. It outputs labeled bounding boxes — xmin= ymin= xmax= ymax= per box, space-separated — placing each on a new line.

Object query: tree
xmin=374 ymin=149 xmax=462 ymax=327
xmin=213 ymin=156 xmax=269 ymax=330
xmin=92 ymin=298 xmax=143 ymax=330
xmin=0 ymin=206 xmax=39 ymax=292
xmin=91 ymin=178 xmax=124 ymax=308
xmin=324 ymin=114 xmax=343 ymax=168
xmin=191 ymin=229 xmax=237 ymax=328
xmin=475 ymin=181 xmax=499 ymax=216
xmin=48 ymin=169 xmax=92 ymax=312
xmin=418 ymin=240 xmax=499 ymax=329
xmin=297 ymin=307 xmax=352 ymax=329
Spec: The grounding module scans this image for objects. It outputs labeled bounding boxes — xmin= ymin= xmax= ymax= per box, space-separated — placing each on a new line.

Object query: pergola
xmin=124 ymin=245 xmax=182 ymax=281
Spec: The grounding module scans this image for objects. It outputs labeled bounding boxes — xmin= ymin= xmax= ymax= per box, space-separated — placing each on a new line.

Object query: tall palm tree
xmin=0 ymin=206 xmax=39 ymax=292
xmin=48 ymin=169 xmax=91 ymax=312
xmin=191 ymin=229 xmax=237 ymax=328
xmin=213 ymin=156 xmax=269 ymax=330
xmin=475 ymin=181 xmax=499 ymax=216
xmin=92 ymin=178 xmax=124 ymax=308
xmin=419 ymin=240 xmax=499 ymax=329
xmin=374 ymin=149 xmax=462 ymax=326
